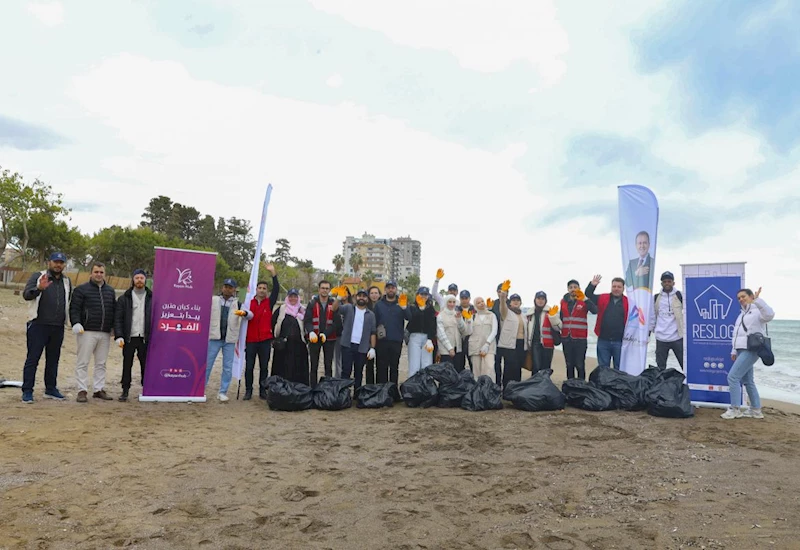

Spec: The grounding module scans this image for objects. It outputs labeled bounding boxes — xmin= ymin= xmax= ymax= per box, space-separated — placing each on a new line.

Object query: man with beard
xmin=114 ymin=269 xmax=152 ymax=401
xmin=585 ymin=274 xmax=629 ymax=370
xmin=20 ymin=251 xmax=72 ymax=403
xmin=649 ymin=271 xmax=685 ymax=371
xmin=373 ymin=280 xmax=410 ymax=387
xmin=241 ymin=264 xmax=279 ymax=400
xmin=334 ymin=288 xmax=377 ymax=390
xmin=304 ymin=280 xmax=338 ymax=385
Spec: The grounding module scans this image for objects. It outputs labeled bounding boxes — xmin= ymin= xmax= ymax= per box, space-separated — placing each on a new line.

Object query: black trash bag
xmin=638 ymin=364 xmax=664 ymax=387
xmin=561 ymin=379 xmax=615 ymax=411
xmin=644 ymin=370 xmax=694 ymax=418
xmin=437 ymin=369 xmax=476 ymax=408
xmin=355 ymin=383 xmax=401 ymax=409
xmin=400 ymin=371 xmax=439 ymax=408
xmin=503 ymin=369 xmax=565 ymax=411
xmin=311 ymin=377 xmax=354 ymax=410
xmin=588 ymin=367 xmax=649 ymax=411
xmin=461 ymin=375 xmax=503 ymax=411
xmin=424 ymin=363 xmax=461 ymax=386
xmin=265 ymin=376 xmax=314 ymax=411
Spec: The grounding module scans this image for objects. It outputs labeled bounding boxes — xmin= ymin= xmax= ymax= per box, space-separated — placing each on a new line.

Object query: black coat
xmin=69 ymin=280 xmax=117 ymax=333
xmin=114 ymin=287 xmax=153 ymax=342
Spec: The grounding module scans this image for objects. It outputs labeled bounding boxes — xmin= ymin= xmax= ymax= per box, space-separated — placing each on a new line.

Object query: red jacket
xmin=246 ymin=296 xmax=274 ymax=343
xmin=560 ymin=298 xmax=590 ymax=339
xmin=593 ymin=294 xmax=629 ymax=337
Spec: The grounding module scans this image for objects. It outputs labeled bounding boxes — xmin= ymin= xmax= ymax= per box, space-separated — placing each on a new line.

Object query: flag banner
xmin=232 ymin=184 xmax=274 ymax=381
xmin=618 ymin=185 xmax=659 ymax=375
xmin=140 ymin=247 xmax=217 ymax=402
xmin=683 ymin=270 xmax=744 ymax=406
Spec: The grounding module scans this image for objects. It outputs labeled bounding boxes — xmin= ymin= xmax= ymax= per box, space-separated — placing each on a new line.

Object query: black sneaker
xmin=118 ymin=390 xmax=129 ymax=402
xmin=259 ymin=389 xmax=268 ymax=400
xmin=22 ymin=391 xmax=34 ymax=404
xmin=44 ymin=388 xmax=66 ymax=400
xmin=243 ymin=389 xmax=253 ymax=401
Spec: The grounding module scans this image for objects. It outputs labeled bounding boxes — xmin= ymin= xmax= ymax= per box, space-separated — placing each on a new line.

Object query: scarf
xmin=285 ymin=302 xmax=305 ymax=319
xmin=508 ymin=306 xmax=522 ymax=315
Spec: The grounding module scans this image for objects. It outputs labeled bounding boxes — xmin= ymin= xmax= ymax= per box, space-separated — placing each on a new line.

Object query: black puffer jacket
xmin=69 ymin=280 xmax=117 ymax=333
xmin=115 ymin=287 xmax=153 ymax=342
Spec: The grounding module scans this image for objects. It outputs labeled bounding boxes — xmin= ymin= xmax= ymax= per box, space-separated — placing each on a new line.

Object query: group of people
xmin=19 ymin=254 xmax=772 ymax=419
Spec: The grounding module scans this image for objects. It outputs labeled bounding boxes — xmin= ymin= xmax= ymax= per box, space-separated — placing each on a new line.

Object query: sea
xmin=583 ymin=316 xmax=800 ymax=405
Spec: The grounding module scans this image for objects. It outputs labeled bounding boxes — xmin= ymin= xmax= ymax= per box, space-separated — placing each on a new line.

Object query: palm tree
xmin=332 ymin=253 xmax=344 ymax=273
xmin=362 ymin=270 xmax=375 ymax=286
xmin=349 ymin=252 xmax=363 ymax=277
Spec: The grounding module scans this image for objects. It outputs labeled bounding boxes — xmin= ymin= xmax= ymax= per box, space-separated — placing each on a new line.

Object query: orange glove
xmin=398 ymin=294 xmax=408 ymax=307
xmin=461 ymin=309 xmax=473 ymax=320
xmin=416 ymin=295 xmax=427 ymax=308
xmin=308 ymin=332 xmax=318 ymax=343
xmin=331 ymin=286 xmax=340 ymax=297
xmin=234 ymin=310 xmax=247 ymax=317
xmin=548 ymin=305 xmax=559 ymax=316
xmin=486 ymin=297 xmax=494 ymax=308
xmin=436 ymin=268 xmax=444 ymax=279
xmin=573 ymin=289 xmax=586 ymax=301
xmin=501 ymin=280 xmax=511 ymax=292
xmin=332 ymin=285 xmax=347 ymax=297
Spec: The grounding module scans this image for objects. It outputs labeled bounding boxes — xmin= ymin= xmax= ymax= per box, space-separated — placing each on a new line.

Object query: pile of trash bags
xmin=503 ymin=369 xmax=565 ymax=411
xmin=399 ymin=363 xmax=504 ymax=411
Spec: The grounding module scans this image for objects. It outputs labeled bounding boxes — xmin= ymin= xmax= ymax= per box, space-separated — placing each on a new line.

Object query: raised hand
xmin=398 ymin=294 xmax=408 ymax=307
xmin=486 ymin=297 xmax=495 ymax=309
xmin=416 ymin=295 xmax=427 ymax=308
xmin=548 ymin=305 xmax=559 ymax=316
xmin=501 ymin=279 xmax=511 ymax=292
xmin=436 ymin=268 xmax=445 ymax=280
xmin=591 ymin=274 xmax=602 ymax=286
xmin=461 ymin=309 xmax=473 ymax=320
xmin=754 ymin=287 xmax=762 ymax=300
xmin=573 ymin=289 xmax=586 ymax=301
xmin=265 ymin=263 xmax=276 ymax=276
xmin=37 ymin=273 xmax=52 ymax=291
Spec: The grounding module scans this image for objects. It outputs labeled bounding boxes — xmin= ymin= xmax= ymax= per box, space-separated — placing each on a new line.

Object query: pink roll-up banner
xmin=140 ymin=247 xmax=217 ymax=402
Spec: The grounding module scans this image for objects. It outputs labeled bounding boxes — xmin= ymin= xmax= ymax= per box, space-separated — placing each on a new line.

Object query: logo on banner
xmin=174 ymin=268 xmax=194 ymax=289
xmin=694 ymin=285 xmax=733 ymax=320
xmin=158 ymin=320 xmax=201 ymax=333
xmin=159 ymin=368 xmax=192 ymax=379
xmin=627 ymin=304 xmax=647 ymax=325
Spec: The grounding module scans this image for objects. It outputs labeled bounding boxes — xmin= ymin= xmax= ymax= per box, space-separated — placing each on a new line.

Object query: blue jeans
xmin=728 ymin=349 xmax=761 ymax=409
xmin=206 ymin=339 xmax=234 ymax=394
xmin=596 ymin=338 xmax=622 ymax=369
xmin=407 ymin=333 xmax=433 ymax=378
xmin=341 ymin=343 xmax=367 ymax=390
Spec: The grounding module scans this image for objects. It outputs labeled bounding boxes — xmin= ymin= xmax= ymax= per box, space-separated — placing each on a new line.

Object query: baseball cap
xmin=509 ymin=293 xmax=522 ymax=302
xmin=417 ymin=286 xmax=430 ymax=295
xmin=287 ymin=288 xmax=299 ymax=296
xmin=459 ymin=290 xmax=470 ymax=299
xmin=535 ymin=291 xmax=547 ymax=300
xmin=223 ymin=278 xmax=237 ymax=287
xmin=447 ymin=283 xmax=458 ymax=291
xmin=661 ymin=271 xmax=675 ymax=281
xmin=497 ymin=283 xmax=503 ymax=291
xmin=356 ymin=288 xmax=368 ymax=296
xmin=385 ymin=280 xmax=397 ymax=287
xmin=49 ymin=252 xmax=66 ymax=262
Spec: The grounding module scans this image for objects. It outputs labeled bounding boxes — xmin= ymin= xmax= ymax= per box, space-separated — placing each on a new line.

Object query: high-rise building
xmin=342 ymin=233 xmax=421 ymax=281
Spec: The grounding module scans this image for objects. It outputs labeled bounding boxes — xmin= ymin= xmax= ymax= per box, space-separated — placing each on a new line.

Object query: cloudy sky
xmin=1 ymin=0 xmax=798 ymax=318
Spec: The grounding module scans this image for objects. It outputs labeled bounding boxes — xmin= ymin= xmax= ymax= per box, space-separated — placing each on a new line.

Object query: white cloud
xmin=26 ymin=1 xmax=64 ymax=27
xmin=325 ymin=73 xmax=343 ymax=88
xmin=308 ymin=0 xmax=569 ymax=85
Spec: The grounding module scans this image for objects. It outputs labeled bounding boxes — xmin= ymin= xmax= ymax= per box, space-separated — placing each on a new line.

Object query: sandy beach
xmin=2 ymin=287 xmax=800 ymax=549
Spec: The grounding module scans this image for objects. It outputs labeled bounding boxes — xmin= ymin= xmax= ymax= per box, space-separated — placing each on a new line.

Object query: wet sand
xmin=2 ymin=288 xmax=800 ymax=549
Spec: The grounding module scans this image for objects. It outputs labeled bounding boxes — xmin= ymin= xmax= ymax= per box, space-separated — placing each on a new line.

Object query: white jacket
xmin=436 ymin=308 xmax=470 ymax=353
xmin=468 ymin=309 xmax=498 ymax=355
xmin=731 ymin=298 xmax=774 ymax=354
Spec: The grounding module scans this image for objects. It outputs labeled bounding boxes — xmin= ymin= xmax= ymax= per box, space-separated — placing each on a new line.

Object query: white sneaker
xmin=720 ymin=407 xmax=743 ymax=419
xmin=217 ymin=393 xmax=229 ymax=402
xmin=742 ymin=408 xmax=764 ymax=419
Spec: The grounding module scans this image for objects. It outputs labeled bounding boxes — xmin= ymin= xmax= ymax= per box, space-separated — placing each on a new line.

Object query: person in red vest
xmin=241 ymin=264 xmax=279 ymax=400
xmin=560 ymin=279 xmax=597 ymax=380
xmin=527 ymin=291 xmax=563 ymax=373
xmin=585 ymin=274 xmax=628 ymax=370
xmin=303 ymin=280 xmax=338 ymax=386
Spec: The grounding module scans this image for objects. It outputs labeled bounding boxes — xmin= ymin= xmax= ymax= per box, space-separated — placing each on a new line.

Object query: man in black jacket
xmin=114 ymin=269 xmax=152 ymax=401
xmin=373 ymin=280 xmax=411 ymax=387
xmin=69 ymin=262 xmax=117 ymax=402
xmin=304 ymin=280 xmax=338 ymax=386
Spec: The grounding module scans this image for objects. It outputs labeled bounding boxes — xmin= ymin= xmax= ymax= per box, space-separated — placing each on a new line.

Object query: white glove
xmin=116 ymin=338 xmax=125 ymax=348
xmin=72 ymin=324 xmax=84 ymax=334
xmin=320 ymin=333 xmax=327 ymax=344
xmin=424 ymin=339 xmax=434 ymax=353
xmin=480 ymin=343 xmax=489 ymax=354
xmin=367 ymin=348 xmax=376 ymax=360
xmin=308 ymin=332 xmax=318 ymax=344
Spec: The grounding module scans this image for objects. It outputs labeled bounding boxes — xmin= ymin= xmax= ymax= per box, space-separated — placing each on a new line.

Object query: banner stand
xmin=139 ymin=396 xmax=207 ymax=403
xmin=682 ymin=262 xmax=746 ymax=409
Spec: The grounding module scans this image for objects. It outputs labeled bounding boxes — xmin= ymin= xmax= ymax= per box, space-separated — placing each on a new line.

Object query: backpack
xmin=654 ymin=291 xmax=682 ymax=304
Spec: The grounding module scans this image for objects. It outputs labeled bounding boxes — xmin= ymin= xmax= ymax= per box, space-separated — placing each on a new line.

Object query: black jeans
xmin=121 ymin=336 xmax=148 ymax=390
xmin=563 ymin=338 xmax=588 ymax=380
xmin=500 ymin=339 xmax=526 ymax=388
xmin=308 ymin=339 xmax=336 ymax=386
xmin=245 ymin=339 xmax=272 ymax=391
xmin=22 ymin=322 xmax=64 ymax=393
xmin=376 ymin=340 xmax=402 ymax=385
xmin=656 ymin=339 xmax=684 ymax=370
xmin=530 ymin=343 xmax=554 ymax=374
xmin=494 ymin=351 xmax=503 ymax=386
xmin=453 ymin=351 xmax=467 ymax=372
xmin=364 ymin=357 xmax=376 ymax=385
xmin=341 ymin=343 xmax=367 ymax=390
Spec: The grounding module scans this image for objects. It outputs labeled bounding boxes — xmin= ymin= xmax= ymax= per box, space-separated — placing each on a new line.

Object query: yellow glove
xmin=461 ymin=309 xmax=473 ymax=320
xmin=234 ymin=310 xmax=247 ymax=317
xmin=486 ymin=297 xmax=494 ymax=309
xmin=416 ymin=295 xmax=427 ymax=308
xmin=573 ymin=289 xmax=586 ymax=301
xmin=320 ymin=333 xmax=326 ymax=344
xmin=501 ymin=279 xmax=511 ymax=292
xmin=398 ymin=294 xmax=408 ymax=307
xmin=331 ymin=285 xmax=343 ymax=297
xmin=424 ymin=339 xmax=434 ymax=353
xmin=548 ymin=305 xmax=559 ymax=316
xmin=436 ymin=268 xmax=444 ymax=280
xmin=308 ymin=332 xmax=318 ymax=344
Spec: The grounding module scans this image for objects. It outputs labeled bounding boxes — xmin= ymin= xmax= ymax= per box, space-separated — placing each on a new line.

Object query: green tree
xmin=270 ymin=238 xmax=293 ymax=265
xmin=332 ymin=254 xmax=344 ymax=273
xmin=349 ymin=252 xmax=363 ymax=277
xmin=12 ymin=212 xmax=87 ymax=266
xmin=195 ymin=214 xmax=218 ymax=249
xmin=399 ymin=273 xmax=420 ymax=294
xmin=166 ymin=203 xmax=200 ymax=241
xmin=140 ymin=196 xmax=174 ymax=233
xmin=362 ymin=269 xmax=376 ymax=286
xmin=220 ymin=217 xmax=254 ymax=271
